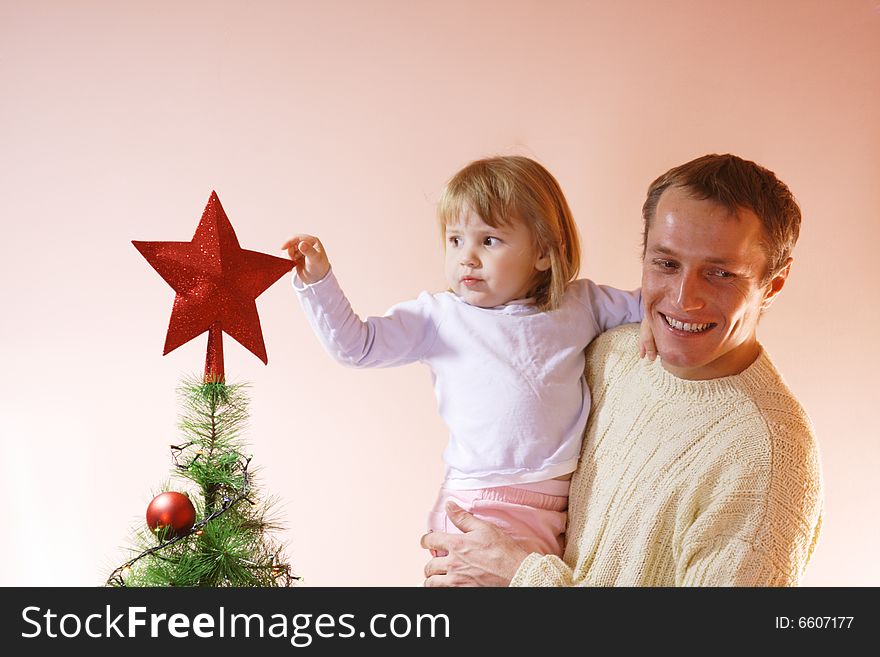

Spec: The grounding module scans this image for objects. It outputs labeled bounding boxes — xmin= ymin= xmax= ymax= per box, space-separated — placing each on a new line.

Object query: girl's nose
xmin=459 ymin=247 xmax=478 ymax=267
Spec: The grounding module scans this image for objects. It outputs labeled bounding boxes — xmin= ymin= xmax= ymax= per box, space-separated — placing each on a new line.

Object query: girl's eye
xmin=483 ymin=236 xmax=500 ymax=247
xmin=448 ymin=236 xmax=461 ymax=247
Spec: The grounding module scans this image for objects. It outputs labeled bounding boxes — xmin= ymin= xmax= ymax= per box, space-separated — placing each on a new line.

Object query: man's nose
xmin=674 ymin=271 xmax=706 ymax=311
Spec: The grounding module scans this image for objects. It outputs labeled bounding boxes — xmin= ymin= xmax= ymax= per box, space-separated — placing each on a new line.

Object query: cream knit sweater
xmin=510 ymin=324 xmax=823 ymax=587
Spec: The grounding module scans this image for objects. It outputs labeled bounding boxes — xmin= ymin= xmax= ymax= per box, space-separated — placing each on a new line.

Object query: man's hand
xmin=420 ymin=502 xmax=530 ymax=587
xmin=281 ymin=234 xmax=330 ymax=284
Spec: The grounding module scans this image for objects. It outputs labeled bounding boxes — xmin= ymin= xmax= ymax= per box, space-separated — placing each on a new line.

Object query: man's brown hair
xmin=642 ymin=154 xmax=801 ymax=280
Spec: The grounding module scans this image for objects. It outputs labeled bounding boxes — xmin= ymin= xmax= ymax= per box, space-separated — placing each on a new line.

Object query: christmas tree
xmin=107 ymin=192 xmax=298 ymax=587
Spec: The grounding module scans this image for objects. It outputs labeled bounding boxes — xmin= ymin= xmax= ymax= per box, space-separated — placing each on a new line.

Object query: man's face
xmin=444 ymin=207 xmax=549 ymax=308
xmin=641 ymin=186 xmax=789 ymax=380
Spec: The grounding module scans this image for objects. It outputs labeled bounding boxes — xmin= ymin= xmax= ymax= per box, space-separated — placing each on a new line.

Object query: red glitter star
xmin=133 ymin=191 xmax=293 ymax=381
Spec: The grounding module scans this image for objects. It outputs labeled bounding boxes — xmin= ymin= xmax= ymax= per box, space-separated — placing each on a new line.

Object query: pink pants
xmin=427 ymin=479 xmax=570 ymax=557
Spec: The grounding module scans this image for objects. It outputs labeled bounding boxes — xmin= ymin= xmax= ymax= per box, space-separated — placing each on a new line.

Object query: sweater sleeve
xmin=579 ymin=280 xmax=643 ymax=332
xmin=675 ymin=416 xmax=823 ymax=587
xmin=293 ymin=269 xmax=439 ymax=368
xmin=510 ymin=553 xmax=583 ymax=587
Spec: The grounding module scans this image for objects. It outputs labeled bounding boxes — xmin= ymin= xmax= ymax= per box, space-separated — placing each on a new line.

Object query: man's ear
xmin=761 ymin=257 xmax=792 ymax=310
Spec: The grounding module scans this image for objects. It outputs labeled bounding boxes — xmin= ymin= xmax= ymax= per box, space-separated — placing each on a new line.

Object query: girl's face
xmin=444 ymin=208 xmax=550 ymax=308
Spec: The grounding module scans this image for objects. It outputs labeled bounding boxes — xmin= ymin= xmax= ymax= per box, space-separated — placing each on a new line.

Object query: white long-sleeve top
xmin=293 ymin=269 xmax=642 ymax=489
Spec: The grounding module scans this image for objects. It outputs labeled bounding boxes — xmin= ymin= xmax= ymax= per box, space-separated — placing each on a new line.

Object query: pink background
xmin=2 ymin=1 xmax=877 ymax=586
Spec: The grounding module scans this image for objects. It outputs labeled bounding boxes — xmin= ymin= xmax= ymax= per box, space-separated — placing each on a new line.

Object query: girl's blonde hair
xmin=438 ymin=156 xmax=581 ymax=311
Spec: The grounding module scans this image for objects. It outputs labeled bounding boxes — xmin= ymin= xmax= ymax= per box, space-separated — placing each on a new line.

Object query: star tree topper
xmin=133 ymin=191 xmax=293 ymax=382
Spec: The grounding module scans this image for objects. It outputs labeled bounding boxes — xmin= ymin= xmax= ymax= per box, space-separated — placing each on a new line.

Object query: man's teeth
xmin=663 ymin=314 xmax=713 ymax=333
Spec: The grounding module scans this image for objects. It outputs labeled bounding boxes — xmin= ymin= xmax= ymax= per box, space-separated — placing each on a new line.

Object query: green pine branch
xmin=107 ymin=376 xmax=297 ymax=587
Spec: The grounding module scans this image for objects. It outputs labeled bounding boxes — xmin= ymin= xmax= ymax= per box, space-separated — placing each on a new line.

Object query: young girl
xmin=283 ymin=156 xmax=643 ymax=558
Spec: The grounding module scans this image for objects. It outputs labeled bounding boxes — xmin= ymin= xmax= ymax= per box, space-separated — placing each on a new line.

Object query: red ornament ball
xmin=146 ymin=492 xmax=196 ymax=538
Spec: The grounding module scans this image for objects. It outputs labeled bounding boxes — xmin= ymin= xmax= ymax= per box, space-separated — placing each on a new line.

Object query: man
xmin=421 ymin=153 xmax=823 ymax=586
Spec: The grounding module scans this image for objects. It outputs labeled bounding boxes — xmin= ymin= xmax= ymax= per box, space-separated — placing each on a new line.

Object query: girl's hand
xmin=281 ymin=234 xmax=331 ymax=284
xmin=639 ymin=315 xmax=658 ymax=361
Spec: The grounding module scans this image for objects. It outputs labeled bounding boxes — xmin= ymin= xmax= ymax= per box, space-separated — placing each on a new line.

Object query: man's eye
xmin=712 ymin=269 xmax=734 ymax=279
xmin=654 ymin=259 xmax=676 ymax=269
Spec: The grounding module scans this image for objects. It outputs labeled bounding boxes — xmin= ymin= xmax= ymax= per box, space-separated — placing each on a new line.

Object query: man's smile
xmin=659 ymin=312 xmax=717 ymax=334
